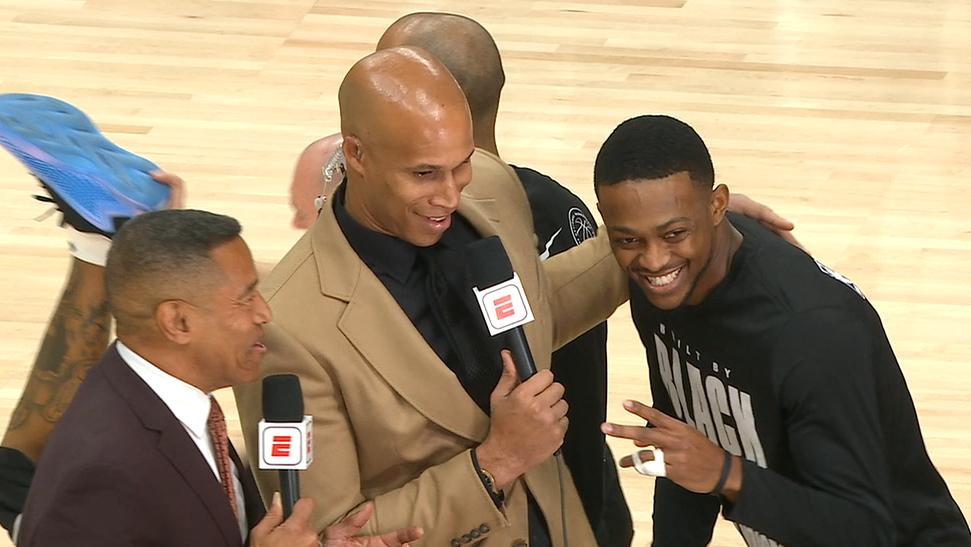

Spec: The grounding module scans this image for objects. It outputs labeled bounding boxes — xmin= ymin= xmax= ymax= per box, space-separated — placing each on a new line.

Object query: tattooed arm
xmin=2 ymin=259 xmax=111 ymax=461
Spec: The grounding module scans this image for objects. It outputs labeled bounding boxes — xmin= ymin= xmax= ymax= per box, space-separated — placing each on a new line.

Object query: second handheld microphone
xmin=259 ymin=374 xmax=313 ymax=518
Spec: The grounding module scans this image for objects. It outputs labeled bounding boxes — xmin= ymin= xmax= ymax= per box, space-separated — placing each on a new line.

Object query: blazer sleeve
xmin=21 ymin=464 xmax=140 ymax=547
xmin=542 ymin=229 xmax=629 ymax=351
xmin=238 ymin=325 xmax=511 ymax=544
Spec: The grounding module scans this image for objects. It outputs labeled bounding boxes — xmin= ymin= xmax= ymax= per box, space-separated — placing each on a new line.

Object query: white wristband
xmin=66 ymin=226 xmax=111 ymax=266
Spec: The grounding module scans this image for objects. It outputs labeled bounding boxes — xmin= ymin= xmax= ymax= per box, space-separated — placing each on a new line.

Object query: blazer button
xmin=462 ymin=534 xmax=473 ymax=543
xmin=471 ymin=529 xmax=481 ymax=538
xmin=479 ymin=524 xmax=490 ymax=534
xmin=512 ymin=540 xmax=528 ymax=547
xmin=451 ymin=539 xmax=461 ymax=547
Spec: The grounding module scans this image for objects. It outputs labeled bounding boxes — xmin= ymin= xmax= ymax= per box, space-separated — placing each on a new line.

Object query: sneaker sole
xmin=0 ymin=93 xmax=169 ymax=234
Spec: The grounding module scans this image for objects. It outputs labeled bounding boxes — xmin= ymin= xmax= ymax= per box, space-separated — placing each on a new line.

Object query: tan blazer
xmin=234 ymin=149 xmax=628 ymax=546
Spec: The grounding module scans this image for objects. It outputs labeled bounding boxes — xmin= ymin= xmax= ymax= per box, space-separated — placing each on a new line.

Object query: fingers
xmin=251 ymin=492 xmax=283 ymax=538
xmin=756 ymin=206 xmax=794 ymax=232
xmin=515 ymin=369 xmax=555 ymax=398
xmin=293 ymin=497 xmax=316 ymax=518
xmin=550 ymin=399 xmax=569 ymax=421
xmin=497 ymin=351 xmax=558 ymax=399
xmin=777 ymin=229 xmax=807 ymax=252
xmin=602 ymin=422 xmax=668 ymax=444
xmin=728 ymin=193 xmax=794 ymax=230
xmin=282 ymin=497 xmax=315 ymax=530
xmin=388 ymin=526 xmax=424 ymax=545
xmin=150 ymin=170 xmax=185 ymax=209
xmin=602 ymin=402 xmax=682 ymax=447
xmin=734 ymin=194 xmax=804 ymax=251
xmin=324 ymin=505 xmax=423 ymax=546
xmin=149 ymin=170 xmax=183 ymax=186
xmin=337 ymin=502 xmax=373 ymax=535
xmin=533 ymin=378 xmax=565 ymax=409
xmin=621 ymin=400 xmax=677 ymax=428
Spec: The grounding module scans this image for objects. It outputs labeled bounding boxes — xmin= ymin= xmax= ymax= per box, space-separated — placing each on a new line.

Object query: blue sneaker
xmin=0 ymin=93 xmax=170 ymax=236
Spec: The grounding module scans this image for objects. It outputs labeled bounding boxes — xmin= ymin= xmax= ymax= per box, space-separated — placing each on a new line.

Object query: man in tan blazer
xmin=234 ymin=47 xmax=628 ymax=546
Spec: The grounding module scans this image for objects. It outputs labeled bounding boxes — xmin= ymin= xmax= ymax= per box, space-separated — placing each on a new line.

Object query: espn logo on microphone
xmin=258 ymin=416 xmax=313 ymax=470
xmin=473 ymin=273 xmax=535 ymax=336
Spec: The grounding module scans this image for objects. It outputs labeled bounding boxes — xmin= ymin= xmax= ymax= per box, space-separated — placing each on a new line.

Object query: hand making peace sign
xmin=602 ymin=400 xmax=743 ymax=501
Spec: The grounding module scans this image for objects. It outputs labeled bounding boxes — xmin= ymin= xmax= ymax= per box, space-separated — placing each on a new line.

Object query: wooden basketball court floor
xmin=0 ymin=1 xmax=968 ymax=545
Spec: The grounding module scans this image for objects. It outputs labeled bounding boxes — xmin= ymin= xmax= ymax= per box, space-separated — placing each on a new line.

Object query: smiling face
xmin=186 ymin=237 xmax=272 ymax=390
xmin=598 ymin=172 xmax=730 ymax=310
xmin=343 ymin=108 xmax=475 ymax=247
xmin=338 ymin=47 xmax=477 ymax=248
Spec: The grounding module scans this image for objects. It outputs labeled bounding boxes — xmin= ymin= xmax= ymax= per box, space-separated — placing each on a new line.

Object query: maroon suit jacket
xmin=18 ymin=344 xmax=265 ymax=546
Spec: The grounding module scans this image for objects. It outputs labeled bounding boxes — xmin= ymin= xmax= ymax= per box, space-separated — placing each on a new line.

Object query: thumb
xmin=494 ymin=350 xmax=519 ymax=395
xmin=251 ymin=492 xmax=283 ymax=537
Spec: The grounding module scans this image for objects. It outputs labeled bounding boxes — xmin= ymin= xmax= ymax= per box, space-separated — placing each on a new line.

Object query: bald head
xmin=376 ymin=12 xmax=505 ymax=126
xmin=338 ymin=46 xmax=470 ymax=148
xmin=337 ymin=47 xmax=476 ymax=247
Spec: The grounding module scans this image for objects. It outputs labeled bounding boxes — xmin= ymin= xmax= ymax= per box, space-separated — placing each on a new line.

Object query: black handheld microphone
xmin=467 ymin=235 xmax=537 ymax=380
xmin=260 ymin=374 xmax=313 ymax=519
xmin=467 ymin=236 xmax=570 ymax=546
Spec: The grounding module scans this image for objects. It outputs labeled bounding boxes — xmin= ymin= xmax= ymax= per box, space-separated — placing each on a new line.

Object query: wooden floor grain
xmin=1 ymin=1 xmax=969 ymax=545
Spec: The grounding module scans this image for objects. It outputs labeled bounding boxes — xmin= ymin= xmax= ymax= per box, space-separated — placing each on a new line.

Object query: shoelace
xmin=31 ymin=193 xmax=59 ymax=222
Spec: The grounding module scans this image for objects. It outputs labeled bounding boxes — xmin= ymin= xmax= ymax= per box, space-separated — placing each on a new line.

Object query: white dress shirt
xmin=117 ymin=341 xmax=249 ymax=540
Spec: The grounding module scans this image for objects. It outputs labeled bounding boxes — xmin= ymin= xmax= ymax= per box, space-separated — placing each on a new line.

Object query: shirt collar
xmin=116 ymin=341 xmax=213 ymax=442
xmin=333 ymin=185 xmax=419 ymax=284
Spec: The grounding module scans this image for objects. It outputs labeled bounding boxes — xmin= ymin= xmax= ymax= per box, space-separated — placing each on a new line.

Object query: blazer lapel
xmin=102 ymin=345 xmax=242 ymax=546
xmin=311 ymin=200 xmax=491 ymax=443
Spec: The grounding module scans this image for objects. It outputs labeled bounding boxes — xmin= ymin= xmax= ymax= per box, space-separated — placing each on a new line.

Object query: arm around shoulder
xmin=543 ymin=229 xmax=628 ymax=350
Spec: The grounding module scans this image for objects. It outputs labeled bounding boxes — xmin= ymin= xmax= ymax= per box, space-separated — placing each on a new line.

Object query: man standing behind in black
xmin=596 ymin=115 xmax=971 ymax=546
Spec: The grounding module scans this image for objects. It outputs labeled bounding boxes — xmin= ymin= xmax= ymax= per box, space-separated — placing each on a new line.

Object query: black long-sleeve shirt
xmin=630 ymin=214 xmax=970 ymax=547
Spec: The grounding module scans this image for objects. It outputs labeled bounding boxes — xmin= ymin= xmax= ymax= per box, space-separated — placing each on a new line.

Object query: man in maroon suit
xmin=17 ymin=209 xmax=422 ymax=547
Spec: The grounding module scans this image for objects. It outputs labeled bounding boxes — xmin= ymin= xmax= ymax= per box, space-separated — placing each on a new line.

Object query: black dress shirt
xmin=333 ymin=188 xmax=499 ymax=412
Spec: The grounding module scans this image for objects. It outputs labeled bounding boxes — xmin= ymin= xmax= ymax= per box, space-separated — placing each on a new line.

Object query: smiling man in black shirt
xmin=596 ymin=114 xmax=971 ymax=546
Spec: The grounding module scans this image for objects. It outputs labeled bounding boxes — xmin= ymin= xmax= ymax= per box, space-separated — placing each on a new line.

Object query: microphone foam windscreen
xmin=467 ymin=235 xmax=514 ymax=288
xmin=262 ymin=374 xmax=304 ymax=422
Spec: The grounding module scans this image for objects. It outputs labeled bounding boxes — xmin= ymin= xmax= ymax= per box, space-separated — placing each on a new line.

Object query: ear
xmin=710 ymin=184 xmax=730 ymax=226
xmin=155 ymin=300 xmax=194 ymax=345
xmin=342 ymin=135 xmax=365 ymax=175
